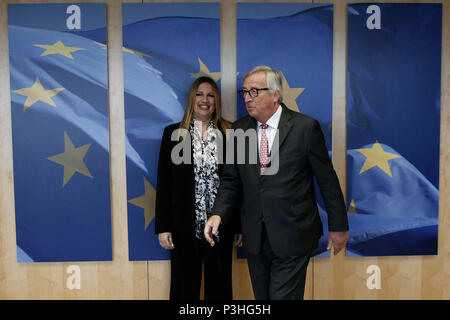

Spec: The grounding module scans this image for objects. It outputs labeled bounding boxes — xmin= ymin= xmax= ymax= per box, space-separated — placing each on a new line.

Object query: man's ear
xmin=273 ymin=89 xmax=281 ymax=103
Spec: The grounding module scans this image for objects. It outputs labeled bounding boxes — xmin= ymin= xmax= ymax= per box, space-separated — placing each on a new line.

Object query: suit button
xmin=260 ymin=188 xmax=265 ymax=192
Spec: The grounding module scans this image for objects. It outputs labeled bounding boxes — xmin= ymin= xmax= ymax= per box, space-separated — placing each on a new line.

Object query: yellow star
xmin=128 ymin=176 xmax=156 ymax=230
xmin=280 ymin=72 xmax=305 ymax=112
xmin=191 ymin=57 xmax=221 ymax=82
xmin=348 ymin=199 xmax=357 ymax=214
xmin=357 ymin=141 xmax=401 ymax=177
xmin=47 ymin=131 xmax=93 ymax=187
xmin=33 ymin=41 xmax=84 ymax=59
xmin=12 ymin=77 xmax=64 ymax=111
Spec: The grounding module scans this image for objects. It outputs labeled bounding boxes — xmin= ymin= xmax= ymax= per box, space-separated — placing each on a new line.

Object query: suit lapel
xmin=270 ymin=104 xmax=293 ymax=160
xmin=279 ymin=105 xmax=293 ymax=148
xmin=239 ymin=117 xmax=261 ymax=177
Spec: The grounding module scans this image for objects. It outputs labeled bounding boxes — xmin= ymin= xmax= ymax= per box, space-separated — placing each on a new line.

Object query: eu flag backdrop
xmin=8 ymin=4 xmax=112 ymax=262
xmin=346 ymin=3 xmax=441 ymax=256
xmin=237 ymin=3 xmax=334 ymax=258
xmin=122 ymin=3 xmax=221 ymax=261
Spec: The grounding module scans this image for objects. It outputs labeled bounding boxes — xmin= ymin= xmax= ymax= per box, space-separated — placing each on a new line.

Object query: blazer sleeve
xmin=212 ymin=133 xmax=244 ymax=225
xmin=154 ymin=126 xmax=173 ymax=234
xmin=307 ymin=120 xmax=349 ymax=232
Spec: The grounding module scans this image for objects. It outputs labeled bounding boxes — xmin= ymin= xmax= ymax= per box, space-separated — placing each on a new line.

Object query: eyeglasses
xmin=238 ymin=88 xmax=269 ymax=99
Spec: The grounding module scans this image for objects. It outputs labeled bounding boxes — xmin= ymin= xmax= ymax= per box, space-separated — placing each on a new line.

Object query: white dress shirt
xmin=257 ymin=104 xmax=282 ymax=153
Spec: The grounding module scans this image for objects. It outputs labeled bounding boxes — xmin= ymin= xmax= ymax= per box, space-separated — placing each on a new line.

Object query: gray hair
xmin=244 ymin=65 xmax=283 ymax=102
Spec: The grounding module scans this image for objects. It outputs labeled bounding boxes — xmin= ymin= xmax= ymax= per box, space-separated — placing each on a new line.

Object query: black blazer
xmin=155 ymin=122 xmax=240 ymax=235
xmin=212 ymin=104 xmax=349 ymax=257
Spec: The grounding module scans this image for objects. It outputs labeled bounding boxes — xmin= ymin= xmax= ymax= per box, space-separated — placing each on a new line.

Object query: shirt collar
xmin=258 ymin=104 xmax=282 ymax=129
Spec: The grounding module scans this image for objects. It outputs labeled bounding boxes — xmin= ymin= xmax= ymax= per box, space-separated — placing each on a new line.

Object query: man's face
xmin=242 ymin=72 xmax=280 ymax=123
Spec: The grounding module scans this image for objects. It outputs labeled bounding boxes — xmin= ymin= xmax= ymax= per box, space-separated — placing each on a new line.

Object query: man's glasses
xmin=238 ymin=88 xmax=269 ymax=99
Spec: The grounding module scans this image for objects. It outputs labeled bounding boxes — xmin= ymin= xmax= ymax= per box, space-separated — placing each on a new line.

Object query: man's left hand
xmin=327 ymin=231 xmax=349 ymax=255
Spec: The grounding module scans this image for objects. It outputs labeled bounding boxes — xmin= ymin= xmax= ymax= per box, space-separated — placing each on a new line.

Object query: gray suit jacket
xmin=212 ymin=104 xmax=348 ymax=257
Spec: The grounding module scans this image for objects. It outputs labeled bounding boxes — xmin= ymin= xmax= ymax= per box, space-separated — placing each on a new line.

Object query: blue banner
xmin=237 ymin=3 xmax=334 ymax=258
xmin=122 ymin=3 xmax=221 ymax=261
xmin=346 ymin=3 xmax=441 ymax=256
xmin=8 ymin=4 xmax=112 ymax=262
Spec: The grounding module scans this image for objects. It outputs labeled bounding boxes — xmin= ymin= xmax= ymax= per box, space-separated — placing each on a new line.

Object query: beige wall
xmin=0 ymin=0 xmax=448 ymax=300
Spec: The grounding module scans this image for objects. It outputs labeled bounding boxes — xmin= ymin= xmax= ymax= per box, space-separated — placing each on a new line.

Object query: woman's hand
xmin=158 ymin=232 xmax=175 ymax=250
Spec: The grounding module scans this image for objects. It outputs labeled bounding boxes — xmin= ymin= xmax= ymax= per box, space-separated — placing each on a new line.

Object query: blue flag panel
xmin=122 ymin=3 xmax=221 ymax=261
xmin=237 ymin=3 xmax=334 ymax=258
xmin=346 ymin=3 xmax=441 ymax=256
xmin=8 ymin=4 xmax=112 ymax=262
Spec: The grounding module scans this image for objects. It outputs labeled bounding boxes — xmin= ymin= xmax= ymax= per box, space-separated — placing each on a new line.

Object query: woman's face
xmin=193 ymin=82 xmax=216 ymax=123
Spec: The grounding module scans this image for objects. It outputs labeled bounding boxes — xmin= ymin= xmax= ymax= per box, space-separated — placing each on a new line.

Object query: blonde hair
xmin=178 ymin=76 xmax=231 ymax=139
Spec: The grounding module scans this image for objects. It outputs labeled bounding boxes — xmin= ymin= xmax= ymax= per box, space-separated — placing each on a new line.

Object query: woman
xmin=155 ymin=76 xmax=241 ymax=300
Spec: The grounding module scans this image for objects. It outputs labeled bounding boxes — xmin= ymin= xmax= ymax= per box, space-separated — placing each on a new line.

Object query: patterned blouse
xmin=190 ymin=119 xmax=220 ymax=240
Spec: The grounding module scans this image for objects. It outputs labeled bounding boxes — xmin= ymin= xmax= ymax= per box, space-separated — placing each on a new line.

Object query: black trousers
xmin=245 ymin=225 xmax=312 ymax=300
xmin=169 ymin=229 xmax=233 ymax=300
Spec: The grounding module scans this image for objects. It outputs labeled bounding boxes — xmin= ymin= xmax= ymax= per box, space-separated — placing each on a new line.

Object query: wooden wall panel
xmin=313 ymin=0 xmax=449 ymax=300
xmin=0 ymin=0 xmax=149 ymax=300
xmin=0 ymin=0 xmax=448 ymax=300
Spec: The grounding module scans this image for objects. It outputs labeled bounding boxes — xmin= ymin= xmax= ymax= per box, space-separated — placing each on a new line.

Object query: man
xmin=204 ymin=66 xmax=349 ymax=300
